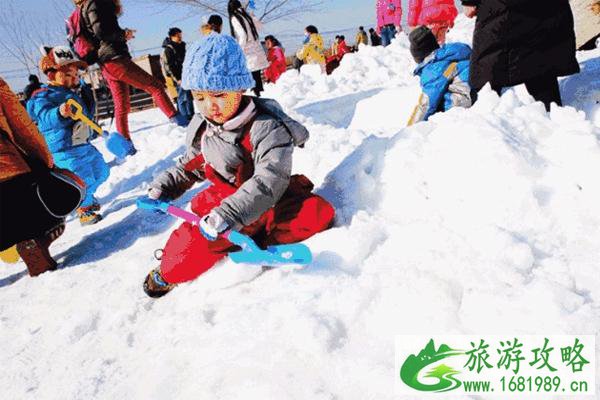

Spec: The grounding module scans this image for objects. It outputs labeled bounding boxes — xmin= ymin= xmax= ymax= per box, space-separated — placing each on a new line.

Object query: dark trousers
xmin=0 ymin=173 xmax=63 ymax=250
xmin=251 ymin=70 xmax=264 ymax=97
xmin=472 ymin=75 xmax=562 ymax=112
xmin=176 ymin=84 xmax=195 ymax=122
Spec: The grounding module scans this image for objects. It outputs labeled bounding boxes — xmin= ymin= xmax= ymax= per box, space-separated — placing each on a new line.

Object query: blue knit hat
xmin=181 ymin=34 xmax=254 ymax=92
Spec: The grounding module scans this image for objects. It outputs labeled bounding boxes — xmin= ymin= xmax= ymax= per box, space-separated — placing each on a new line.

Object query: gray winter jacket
xmin=150 ymin=97 xmax=309 ymax=230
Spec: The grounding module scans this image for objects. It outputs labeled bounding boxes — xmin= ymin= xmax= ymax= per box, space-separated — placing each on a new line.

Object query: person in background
xmin=369 ymin=28 xmax=382 ymax=46
xmin=462 ymin=0 xmax=579 ymax=111
xmin=355 ymin=26 xmax=368 ymax=48
xmin=0 ymin=77 xmax=68 ymax=276
xmin=407 ymin=26 xmax=472 ymax=125
xmin=376 ymin=0 xmax=402 ymax=46
xmin=407 ymin=0 xmax=458 ymax=44
xmin=326 ymin=35 xmax=351 ymax=75
xmin=296 ymin=25 xmax=326 ymax=71
xmin=264 ymin=35 xmax=287 ymax=84
xmin=162 ymin=27 xmax=194 ymax=123
xmin=23 ymin=75 xmax=42 ymax=103
xmin=75 ymin=0 xmax=186 ymax=155
xmin=331 ymin=35 xmax=340 ymax=57
xmin=201 ymin=14 xmax=223 ymax=35
xmin=228 ymin=0 xmax=269 ymax=97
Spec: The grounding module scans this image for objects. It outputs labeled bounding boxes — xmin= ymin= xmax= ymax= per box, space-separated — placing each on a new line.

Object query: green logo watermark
xmin=395 ymin=335 xmax=596 ymax=396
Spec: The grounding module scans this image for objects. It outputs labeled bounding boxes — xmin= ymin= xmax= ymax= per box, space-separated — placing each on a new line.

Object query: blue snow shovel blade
xmin=227 ymin=231 xmax=312 ymax=266
xmin=136 ymin=197 xmax=169 ymax=213
xmin=106 ymin=132 xmax=134 ymax=159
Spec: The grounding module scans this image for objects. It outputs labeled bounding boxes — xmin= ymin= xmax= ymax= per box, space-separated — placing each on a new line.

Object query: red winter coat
xmin=407 ymin=0 xmax=458 ymax=27
xmin=337 ymin=40 xmax=351 ymax=58
xmin=264 ymin=46 xmax=287 ymax=83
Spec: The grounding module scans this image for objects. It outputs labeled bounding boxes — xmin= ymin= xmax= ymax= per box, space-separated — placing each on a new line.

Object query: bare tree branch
xmin=0 ymin=0 xmax=68 ymax=75
xmin=138 ymin=0 xmax=325 ymax=23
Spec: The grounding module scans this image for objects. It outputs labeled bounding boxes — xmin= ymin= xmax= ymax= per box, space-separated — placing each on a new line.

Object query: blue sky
xmin=2 ymin=0 xmax=458 ymax=90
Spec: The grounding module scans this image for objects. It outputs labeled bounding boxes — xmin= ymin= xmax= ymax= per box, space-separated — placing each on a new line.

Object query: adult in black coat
xmin=162 ymin=28 xmax=194 ymax=122
xmin=369 ymin=28 xmax=382 ymax=46
xmin=462 ymin=0 xmax=580 ymax=111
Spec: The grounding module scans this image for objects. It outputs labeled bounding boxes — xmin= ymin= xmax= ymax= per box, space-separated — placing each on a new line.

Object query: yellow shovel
xmin=66 ymin=99 xmax=134 ymax=159
xmin=0 ymin=245 xmax=20 ymax=264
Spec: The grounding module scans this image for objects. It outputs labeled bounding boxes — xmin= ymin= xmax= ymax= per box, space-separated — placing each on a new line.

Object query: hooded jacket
xmin=27 ymin=85 xmax=94 ymax=156
xmin=296 ymin=33 xmax=326 ymax=65
xmin=408 ymin=0 xmax=458 ymax=27
xmin=162 ymin=37 xmax=186 ymax=81
xmin=150 ymin=97 xmax=309 ymax=230
xmin=80 ymin=0 xmax=131 ymax=63
xmin=0 ymin=78 xmax=53 ymax=183
xmin=376 ymin=0 xmax=402 ymax=33
xmin=408 ymin=42 xmax=472 ymax=124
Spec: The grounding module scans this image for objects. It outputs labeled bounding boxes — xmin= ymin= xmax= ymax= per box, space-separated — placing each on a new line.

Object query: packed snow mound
xmin=2 ymin=14 xmax=600 ymax=400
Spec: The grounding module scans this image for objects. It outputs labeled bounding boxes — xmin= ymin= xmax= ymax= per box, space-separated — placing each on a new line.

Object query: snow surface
xmin=1 ymin=16 xmax=600 ymax=399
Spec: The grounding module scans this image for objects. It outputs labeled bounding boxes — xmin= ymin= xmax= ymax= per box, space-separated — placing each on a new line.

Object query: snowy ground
xmin=1 ymin=16 xmax=600 ymax=399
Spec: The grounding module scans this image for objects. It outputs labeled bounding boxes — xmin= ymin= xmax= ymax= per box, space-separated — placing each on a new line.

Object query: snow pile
xmin=1 ymin=15 xmax=600 ymax=399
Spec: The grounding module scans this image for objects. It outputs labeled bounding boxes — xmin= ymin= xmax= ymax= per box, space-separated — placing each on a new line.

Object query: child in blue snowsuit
xmin=407 ymin=26 xmax=472 ymax=125
xmin=27 ymin=46 xmax=109 ymax=225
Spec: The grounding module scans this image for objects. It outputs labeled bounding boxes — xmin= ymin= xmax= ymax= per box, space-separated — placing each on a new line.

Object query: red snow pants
xmin=159 ymin=167 xmax=335 ymax=284
xmin=101 ymin=58 xmax=176 ymax=140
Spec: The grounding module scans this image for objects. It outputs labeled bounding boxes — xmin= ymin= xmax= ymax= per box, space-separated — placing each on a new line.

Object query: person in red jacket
xmin=264 ymin=35 xmax=287 ymax=84
xmin=407 ymin=0 xmax=458 ymax=44
xmin=325 ymin=36 xmax=351 ymax=75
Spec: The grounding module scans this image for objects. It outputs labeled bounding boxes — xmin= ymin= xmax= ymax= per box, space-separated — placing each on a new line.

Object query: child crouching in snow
xmin=27 ymin=46 xmax=109 ymax=225
xmin=407 ymin=26 xmax=472 ymax=125
xmin=143 ymin=34 xmax=335 ymax=297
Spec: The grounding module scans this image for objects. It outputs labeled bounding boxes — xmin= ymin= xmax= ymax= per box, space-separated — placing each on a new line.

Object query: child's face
xmin=54 ymin=64 xmax=79 ymax=88
xmin=192 ymin=91 xmax=243 ymax=124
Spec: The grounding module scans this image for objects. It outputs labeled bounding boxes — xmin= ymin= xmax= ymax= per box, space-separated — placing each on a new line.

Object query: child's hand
xmin=199 ymin=211 xmax=229 ymax=241
xmin=59 ymin=102 xmax=75 ymax=119
xmin=148 ymin=188 xmax=163 ymax=200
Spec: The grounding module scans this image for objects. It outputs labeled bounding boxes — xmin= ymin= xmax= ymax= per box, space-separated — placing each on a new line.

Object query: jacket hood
xmin=254 ymin=97 xmax=309 ymax=147
xmin=414 ymin=42 xmax=472 ymax=74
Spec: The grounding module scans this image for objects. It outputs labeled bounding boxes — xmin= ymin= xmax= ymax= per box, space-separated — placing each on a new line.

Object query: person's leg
xmin=261 ymin=176 xmax=335 ymax=246
xmin=177 ymin=85 xmax=194 ymax=121
xmin=381 ymin=27 xmax=390 ymax=47
xmin=102 ymin=64 xmax=132 ymax=140
xmin=0 ymin=174 xmax=64 ymax=275
xmin=251 ymin=70 xmax=264 ymax=97
xmin=524 ymin=75 xmax=562 ymax=111
xmin=108 ymin=59 xmax=177 ymax=119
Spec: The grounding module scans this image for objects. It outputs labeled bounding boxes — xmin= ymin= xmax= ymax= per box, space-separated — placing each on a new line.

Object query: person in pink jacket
xmin=407 ymin=0 xmax=458 ymax=44
xmin=376 ymin=0 xmax=402 ymax=47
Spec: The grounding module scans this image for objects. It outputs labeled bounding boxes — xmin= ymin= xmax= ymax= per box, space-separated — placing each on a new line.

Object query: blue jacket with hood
xmin=408 ymin=42 xmax=472 ymax=125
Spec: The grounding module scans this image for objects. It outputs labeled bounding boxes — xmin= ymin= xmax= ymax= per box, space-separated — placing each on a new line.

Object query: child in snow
xmin=407 ymin=26 xmax=472 ymax=125
xmin=296 ymin=25 xmax=326 ymax=70
xmin=27 ymin=46 xmax=109 ymax=225
xmin=264 ymin=35 xmax=287 ymax=84
xmin=143 ymin=34 xmax=335 ymax=297
xmin=408 ymin=0 xmax=458 ymax=44
xmin=326 ymin=36 xmax=351 ymax=75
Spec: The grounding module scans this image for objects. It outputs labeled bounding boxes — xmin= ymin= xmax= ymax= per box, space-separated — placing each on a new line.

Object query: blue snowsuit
xmin=27 ymin=85 xmax=109 ymax=208
xmin=408 ymin=43 xmax=472 ymax=125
